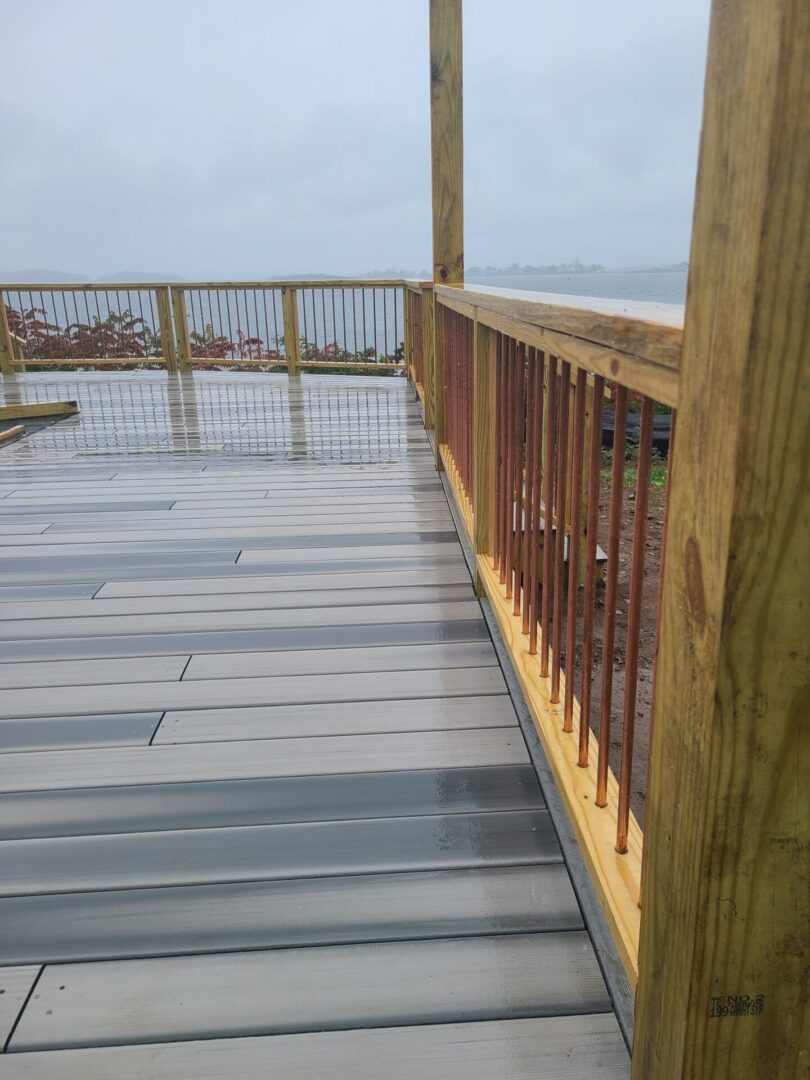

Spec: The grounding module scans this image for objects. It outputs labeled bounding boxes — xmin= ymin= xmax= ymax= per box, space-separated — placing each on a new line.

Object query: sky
xmin=0 ymin=0 xmax=711 ymax=279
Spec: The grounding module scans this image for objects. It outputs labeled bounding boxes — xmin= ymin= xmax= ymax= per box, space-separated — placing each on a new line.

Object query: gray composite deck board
xmin=0 ymin=373 xmax=627 ymax=1075
xmin=94 ymin=564 xmax=472 ymax=596
xmin=0 ymin=765 xmax=544 ymax=840
xmin=0 ymin=729 xmax=529 ymax=792
xmin=0 ymin=666 xmax=507 ymax=720
xmin=9 ymin=933 xmax=609 ymax=1052
xmin=0 ymin=583 xmax=475 ymax=621
xmin=153 ymin=694 xmax=513 ymax=743
xmin=178 ymin=641 xmax=498 ymax=680
xmin=0 ymin=1016 xmax=630 ymax=1079
xmin=0 ymin=618 xmax=490 ymax=663
xmin=1 ymin=809 xmax=557 ymax=896
xmin=0 ymin=864 xmax=581 ymax=965
xmin=0 ymin=966 xmax=40 ymax=1049
xmin=0 ymin=529 xmax=460 ymax=560
xmin=0 ymin=713 xmax=163 ymax=754
xmin=0 ymin=666 xmax=506 ymax=719
xmin=0 ymin=656 xmax=189 ymax=690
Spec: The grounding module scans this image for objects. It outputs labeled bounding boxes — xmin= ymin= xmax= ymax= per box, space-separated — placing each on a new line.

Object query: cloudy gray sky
xmin=1 ymin=0 xmax=710 ymax=279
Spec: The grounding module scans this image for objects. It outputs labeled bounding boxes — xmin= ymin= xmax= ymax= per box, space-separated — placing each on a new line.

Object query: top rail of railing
xmin=434 ymin=283 xmax=684 ymax=407
xmin=0 ymin=278 xmax=411 ymax=291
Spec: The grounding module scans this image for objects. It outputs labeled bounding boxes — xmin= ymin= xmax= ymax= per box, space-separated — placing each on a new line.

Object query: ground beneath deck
xmin=0 ymin=373 xmax=628 ymax=1078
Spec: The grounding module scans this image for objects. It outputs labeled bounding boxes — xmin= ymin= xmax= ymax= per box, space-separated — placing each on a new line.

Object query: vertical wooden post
xmin=422 ymin=284 xmax=436 ymax=430
xmin=473 ymin=316 xmax=495 ymax=594
xmin=282 ymin=287 xmax=301 ymax=377
xmin=156 ymin=287 xmax=177 ymax=373
xmin=429 ymin=0 xmax=463 ymax=468
xmin=430 ymin=0 xmax=463 ymax=285
xmin=433 ymin=301 xmax=446 ymax=470
xmin=170 ymin=288 xmax=191 ymax=372
xmin=633 ymin=3 xmax=809 ymax=1078
xmin=0 ymin=294 xmax=16 ymax=376
xmin=403 ymin=290 xmax=412 ymax=385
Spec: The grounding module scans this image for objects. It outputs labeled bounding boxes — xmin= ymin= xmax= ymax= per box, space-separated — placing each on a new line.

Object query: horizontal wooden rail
xmin=436 ymin=285 xmax=682 ymax=407
xmin=0 ymin=278 xmax=411 ymax=292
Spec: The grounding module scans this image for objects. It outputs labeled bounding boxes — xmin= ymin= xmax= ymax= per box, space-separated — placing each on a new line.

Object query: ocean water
xmin=466 ymin=270 xmax=687 ymax=306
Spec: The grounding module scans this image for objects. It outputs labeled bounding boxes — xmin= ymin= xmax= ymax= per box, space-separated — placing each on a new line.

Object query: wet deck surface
xmin=0 ymin=373 xmax=628 ymax=1077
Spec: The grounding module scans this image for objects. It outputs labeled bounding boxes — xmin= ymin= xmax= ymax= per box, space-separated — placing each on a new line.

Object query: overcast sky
xmin=1 ymin=0 xmax=710 ymax=278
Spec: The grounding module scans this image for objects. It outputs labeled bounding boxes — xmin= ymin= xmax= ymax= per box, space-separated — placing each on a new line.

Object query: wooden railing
xmin=410 ymin=281 xmax=683 ymax=985
xmin=0 ymin=280 xmax=407 ymax=376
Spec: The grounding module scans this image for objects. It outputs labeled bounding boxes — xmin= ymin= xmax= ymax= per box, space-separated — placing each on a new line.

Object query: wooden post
xmin=429 ymin=0 xmax=462 ymax=467
xmin=473 ymin=317 xmax=495 ymax=594
xmin=0 ymin=294 xmax=16 ymax=376
xmin=633 ymin=3 xmax=810 ymax=1078
xmin=170 ymin=287 xmax=191 ymax=372
xmin=433 ymin=301 xmax=446 ymax=471
xmin=282 ymin=287 xmax=301 ymax=377
xmin=403 ymin=291 xmax=412 ymax=386
xmin=429 ymin=0 xmax=463 ymax=285
xmin=422 ymin=285 xmax=436 ymax=430
xmin=156 ymin=287 xmax=177 ymax=373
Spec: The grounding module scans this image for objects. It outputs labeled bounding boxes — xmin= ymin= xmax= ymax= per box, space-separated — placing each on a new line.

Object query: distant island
xmin=1 ymin=262 xmax=690 ymax=285
xmin=467 ymin=260 xmax=604 ymax=276
xmin=466 ymin=260 xmax=689 ymax=276
xmin=365 ymin=260 xmax=688 ymax=278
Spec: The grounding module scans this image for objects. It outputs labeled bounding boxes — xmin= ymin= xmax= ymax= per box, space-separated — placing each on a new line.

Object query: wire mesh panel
xmin=1 ymin=287 xmax=165 ymax=366
xmin=296 ymin=285 xmax=403 ymax=368
xmin=184 ymin=287 xmax=285 ymax=363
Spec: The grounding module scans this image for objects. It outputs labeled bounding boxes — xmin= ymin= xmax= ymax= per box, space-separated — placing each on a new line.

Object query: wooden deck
xmin=0 ymin=372 xmax=629 ymax=1078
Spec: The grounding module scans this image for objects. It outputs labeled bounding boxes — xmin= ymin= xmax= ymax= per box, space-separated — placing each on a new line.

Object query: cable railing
xmin=427 ymin=282 xmax=682 ymax=985
xmin=0 ymin=280 xmax=408 ymax=375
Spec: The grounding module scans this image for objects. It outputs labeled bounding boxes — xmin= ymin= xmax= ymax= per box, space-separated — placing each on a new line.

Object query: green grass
xmin=601 ymin=446 xmax=668 ymax=489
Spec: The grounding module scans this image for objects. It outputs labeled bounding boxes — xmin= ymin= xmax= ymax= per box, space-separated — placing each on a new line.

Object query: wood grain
xmin=634 ymin=2 xmax=810 ymax=1077
xmin=430 ymin=0 xmax=463 ymax=286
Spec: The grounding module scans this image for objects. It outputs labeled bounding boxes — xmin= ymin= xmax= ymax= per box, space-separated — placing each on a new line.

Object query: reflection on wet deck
xmin=0 ymin=371 xmax=412 ymax=462
xmin=0 ymin=372 xmax=628 ymax=1078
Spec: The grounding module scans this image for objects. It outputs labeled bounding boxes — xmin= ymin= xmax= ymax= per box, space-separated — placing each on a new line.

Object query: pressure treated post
xmin=633 ymin=3 xmax=810 ymax=1078
xmin=421 ymin=284 xmax=436 ymax=430
xmin=282 ymin=287 xmax=301 ymax=377
xmin=433 ymin=301 xmax=446 ymax=470
xmin=430 ymin=0 xmax=463 ymax=286
xmin=429 ymin=0 xmax=463 ymax=469
xmin=0 ymin=294 xmax=16 ymax=376
xmin=170 ymin=287 xmax=191 ymax=372
xmin=472 ymin=317 xmax=495 ymax=594
xmin=156 ymin=287 xmax=177 ymax=373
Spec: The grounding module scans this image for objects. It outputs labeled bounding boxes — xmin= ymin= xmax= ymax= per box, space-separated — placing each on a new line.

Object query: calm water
xmin=466 ymin=270 xmax=687 ymax=305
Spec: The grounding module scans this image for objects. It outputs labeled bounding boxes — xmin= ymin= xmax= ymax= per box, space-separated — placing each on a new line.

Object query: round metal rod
xmin=579 ymin=375 xmax=605 ymax=767
xmin=616 ymin=394 xmax=654 ymax=851
xmin=596 ymin=383 xmax=628 ymax=807
xmin=564 ymin=367 xmax=588 ymax=731
xmin=551 ymin=362 xmax=571 ymax=704
xmin=540 ymin=354 xmax=558 ymax=677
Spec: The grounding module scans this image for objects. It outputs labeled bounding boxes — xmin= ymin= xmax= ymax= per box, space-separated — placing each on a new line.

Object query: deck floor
xmin=0 ymin=373 xmax=629 ymax=1078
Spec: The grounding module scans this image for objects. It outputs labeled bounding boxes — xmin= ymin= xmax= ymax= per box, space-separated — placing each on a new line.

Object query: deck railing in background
xmin=0 ymin=280 xmax=408 ymax=376
xmin=416 ymin=282 xmax=682 ymax=985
